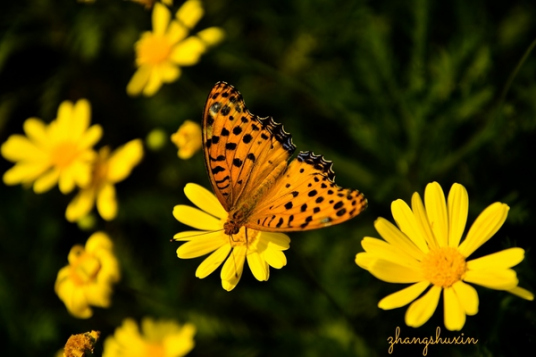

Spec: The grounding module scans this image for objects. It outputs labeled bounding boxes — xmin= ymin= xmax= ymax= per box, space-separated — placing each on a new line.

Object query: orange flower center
xmin=227 ymin=226 xmax=260 ymax=250
xmin=51 ymin=142 xmax=79 ymax=169
xmin=145 ymin=343 xmax=165 ymax=357
xmin=69 ymin=246 xmax=102 ymax=286
xmin=137 ymin=33 xmax=172 ymax=65
xmin=421 ymin=247 xmax=466 ymax=288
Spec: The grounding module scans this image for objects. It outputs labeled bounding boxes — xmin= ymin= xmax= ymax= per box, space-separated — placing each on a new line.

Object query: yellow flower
xmin=66 ymin=139 xmax=144 ymax=222
xmin=1 ymin=99 xmax=102 ymax=194
xmin=127 ymin=1 xmax=225 ymax=96
xmin=103 ymin=317 xmax=195 ymax=357
xmin=173 ymin=183 xmax=290 ymax=291
xmin=170 ymin=120 xmax=202 ymax=159
xmin=356 ymin=182 xmax=533 ymax=331
xmin=55 ymin=232 xmax=120 ymax=319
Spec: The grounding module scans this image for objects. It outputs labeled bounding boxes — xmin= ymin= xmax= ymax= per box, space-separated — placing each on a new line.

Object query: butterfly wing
xmin=246 ymin=151 xmax=367 ymax=231
xmin=203 ymin=81 xmax=296 ymax=211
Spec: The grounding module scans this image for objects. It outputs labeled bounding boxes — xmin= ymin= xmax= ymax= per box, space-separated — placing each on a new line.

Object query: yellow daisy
xmin=173 ymin=183 xmax=290 ymax=291
xmin=66 ymin=139 xmax=144 ymax=222
xmin=55 ymin=232 xmax=120 ymax=319
xmin=102 ymin=317 xmax=195 ymax=357
xmin=356 ymin=182 xmax=533 ymax=331
xmin=1 ymin=99 xmax=102 ymax=194
xmin=170 ymin=120 xmax=202 ymax=159
xmin=127 ymin=1 xmax=225 ymax=96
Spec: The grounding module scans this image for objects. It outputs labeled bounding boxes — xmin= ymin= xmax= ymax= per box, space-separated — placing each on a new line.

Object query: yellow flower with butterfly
xmin=174 ymin=82 xmax=367 ymax=290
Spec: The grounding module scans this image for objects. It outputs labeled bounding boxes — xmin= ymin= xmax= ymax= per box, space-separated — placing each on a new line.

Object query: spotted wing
xmin=202 ymin=81 xmax=296 ymax=211
xmin=245 ymin=152 xmax=367 ymax=231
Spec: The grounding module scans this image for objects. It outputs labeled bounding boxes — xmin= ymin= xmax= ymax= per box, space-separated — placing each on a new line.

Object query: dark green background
xmin=0 ymin=0 xmax=535 ymax=356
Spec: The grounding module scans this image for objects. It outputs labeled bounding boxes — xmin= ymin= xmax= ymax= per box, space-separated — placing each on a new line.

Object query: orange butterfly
xmin=203 ymin=81 xmax=367 ymax=236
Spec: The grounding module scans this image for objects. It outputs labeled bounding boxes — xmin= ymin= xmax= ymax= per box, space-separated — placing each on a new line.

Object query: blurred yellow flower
xmin=356 ymin=182 xmax=533 ymax=331
xmin=173 ymin=183 xmax=290 ymax=291
xmin=55 ymin=232 xmax=120 ymax=319
xmin=103 ymin=317 xmax=195 ymax=357
xmin=127 ymin=0 xmax=225 ymax=96
xmin=66 ymin=139 xmax=144 ymax=222
xmin=170 ymin=120 xmax=201 ymax=159
xmin=1 ymin=99 xmax=102 ymax=194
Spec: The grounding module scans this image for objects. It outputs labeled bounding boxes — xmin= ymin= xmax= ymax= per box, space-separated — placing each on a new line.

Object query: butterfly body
xmin=202 ymin=82 xmax=367 ymax=236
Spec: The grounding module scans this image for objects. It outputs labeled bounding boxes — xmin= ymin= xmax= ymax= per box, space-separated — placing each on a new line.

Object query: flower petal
xmin=153 ymin=2 xmax=171 ymax=36
xmin=447 ymin=183 xmax=468 ymax=248
xmin=170 ymin=37 xmax=206 ymax=66
xmin=196 ymin=27 xmax=225 ymax=46
xmin=23 ymin=118 xmax=48 ymax=148
xmin=443 ymin=287 xmax=466 ymax=331
xmin=360 ymin=236 xmax=420 ymax=269
xmin=391 ymin=199 xmax=429 ymax=253
xmin=463 ymin=268 xmax=518 ymax=290
xmin=3 ymin=162 xmax=50 ymax=186
xmin=127 ymin=65 xmax=152 ymax=96
xmin=405 ymin=285 xmax=441 ymax=328
xmin=173 ymin=204 xmax=222 ymax=230
xmin=424 ymin=182 xmax=449 ymax=247
xmin=507 ymin=286 xmax=534 ymax=301
xmin=177 ymin=234 xmax=226 ymax=259
xmin=97 ymin=184 xmax=117 ymax=221
xmin=221 ymin=246 xmax=246 ymax=281
xmin=466 ymin=247 xmax=525 ymax=270
xmin=374 ymin=218 xmax=425 ymax=261
xmin=458 ymin=202 xmax=509 ymax=258
xmin=247 ymin=252 xmax=269 ymax=281
xmin=260 ymin=231 xmax=290 ymax=250
xmin=378 ymin=281 xmax=430 ymax=309
xmin=106 ymin=139 xmax=144 ymax=183
xmin=1 ymin=134 xmax=47 ymax=162
xmin=411 ymin=192 xmax=438 ymax=249
xmin=184 ymin=183 xmax=227 ymax=220
xmin=195 ymin=244 xmax=231 ymax=279
xmin=176 ymin=0 xmax=204 ymax=29
xmin=33 ymin=168 xmax=60 ymax=193
xmin=452 ymin=280 xmax=478 ymax=315
xmin=368 ymin=259 xmax=423 ymax=283
xmin=66 ymin=188 xmax=96 ymax=222
xmin=262 ymin=249 xmax=287 ymax=269
xmin=71 ymin=99 xmax=91 ymax=139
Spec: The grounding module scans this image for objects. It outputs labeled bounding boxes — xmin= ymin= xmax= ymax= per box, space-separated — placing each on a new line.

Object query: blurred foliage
xmin=1 ymin=0 xmax=535 ymax=356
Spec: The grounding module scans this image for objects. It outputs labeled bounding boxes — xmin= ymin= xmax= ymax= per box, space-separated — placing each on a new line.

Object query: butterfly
xmin=203 ymin=81 xmax=367 ymax=236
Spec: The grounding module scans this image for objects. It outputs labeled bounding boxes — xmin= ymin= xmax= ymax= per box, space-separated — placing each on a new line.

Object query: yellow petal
xmin=361 ymin=236 xmax=420 ymax=269
xmin=152 ymin=2 xmax=171 ymax=36
xmin=97 ymin=184 xmax=117 ymax=221
xmin=262 ymin=231 xmax=291 ymax=250
xmin=55 ymin=101 xmax=74 ymax=139
xmin=391 ymin=199 xmax=429 ymax=253
xmin=155 ymin=61 xmax=181 ymax=82
xmin=247 ymin=251 xmax=269 ymax=281
xmin=167 ymin=20 xmax=189 ymax=44
xmin=173 ymin=204 xmax=223 ymax=230
xmin=174 ymin=230 xmax=221 ymax=241
xmin=196 ymin=27 xmax=225 ymax=46
xmin=458 ymin=202 xmax=509 ymax=257
xmin=184 ymin=183 xmax=227 ymax=220
xmin=355 ymin=252 xmax=374 ymax=270
xmin=374 ymin=218 xmax=425 ymax=261
xmin=507 ymin=286 xmax=534 ymax=301
xmin=368 ymin=259 xmax=423 ymax=283
xmin=23 ymin=118 xmax=48 ymax=148
xmin=447 ymin=183 xmax=468 ymax=248
xmin=71 ymin=99 xmax=91 ymax=139
xmin=405 ymin=285 xmax=441 ymax=328
xmin=262 ymin=249 xmax=287 ymax=269
xmin=452 ymin=280 xmax=478 ymax=315
xmin=170 ymin=37 xmax=206 ymax=65
xmin=177 ymin=235 xmax=226 ymax=258
xmin=378 ymin=281 xmax=430 ymax=309
xmin=78 ymin=124 xmax=102 ymax=151
xmin=3 ymin=162 xmax=50 ymax=186
xmin=443 ymin=287 xmax=466 ymax=331
xmin=33 ymin=168 xmax=60 ymax=193
xmin=127 ymin=66 xmax=152 ymax=96
xmin=66 ymin=188 xmax=96 ymax=222
xmin=463 ymin=268 xmax=518 ymax=290
xmin=142 ymin=67 xmax=165 ymax=96
xmin=411 ymin=192 xmax=438 ymax=249
xmin=195 ymin=244 xmax=231 ymax=278
xmin=424 ymin=182 xmax=448 ymax=247
xmin=1 ymin=134 xmax=47 ymax=162
xmin=221 ymin=246 xmax=246 ymax=281
xmin=176 ymin=0 xmax=203 ymax=29
xmin=466 ymin=247 xmax=525 ymax=270
xmin=86 ymin=231 xmax=114 ymax=252
xmin=106 ymin=139 xmax=144 ymax=183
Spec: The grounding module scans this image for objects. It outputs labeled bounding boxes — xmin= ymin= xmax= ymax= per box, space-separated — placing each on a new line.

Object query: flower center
xmin=421 ymin=247 xmax=466 ymax=288
xmin=227 ymin=227 xmax=260 ymax=250
xmin=144 ymin=343 xmax=165 ymax=357
xmin=69 ymin=246 xmax=102 ymax=286
xmin=51 ymin=142 xmax=79 ymax=169
xmin=136 ymin=33 xmax=172 ymax=65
